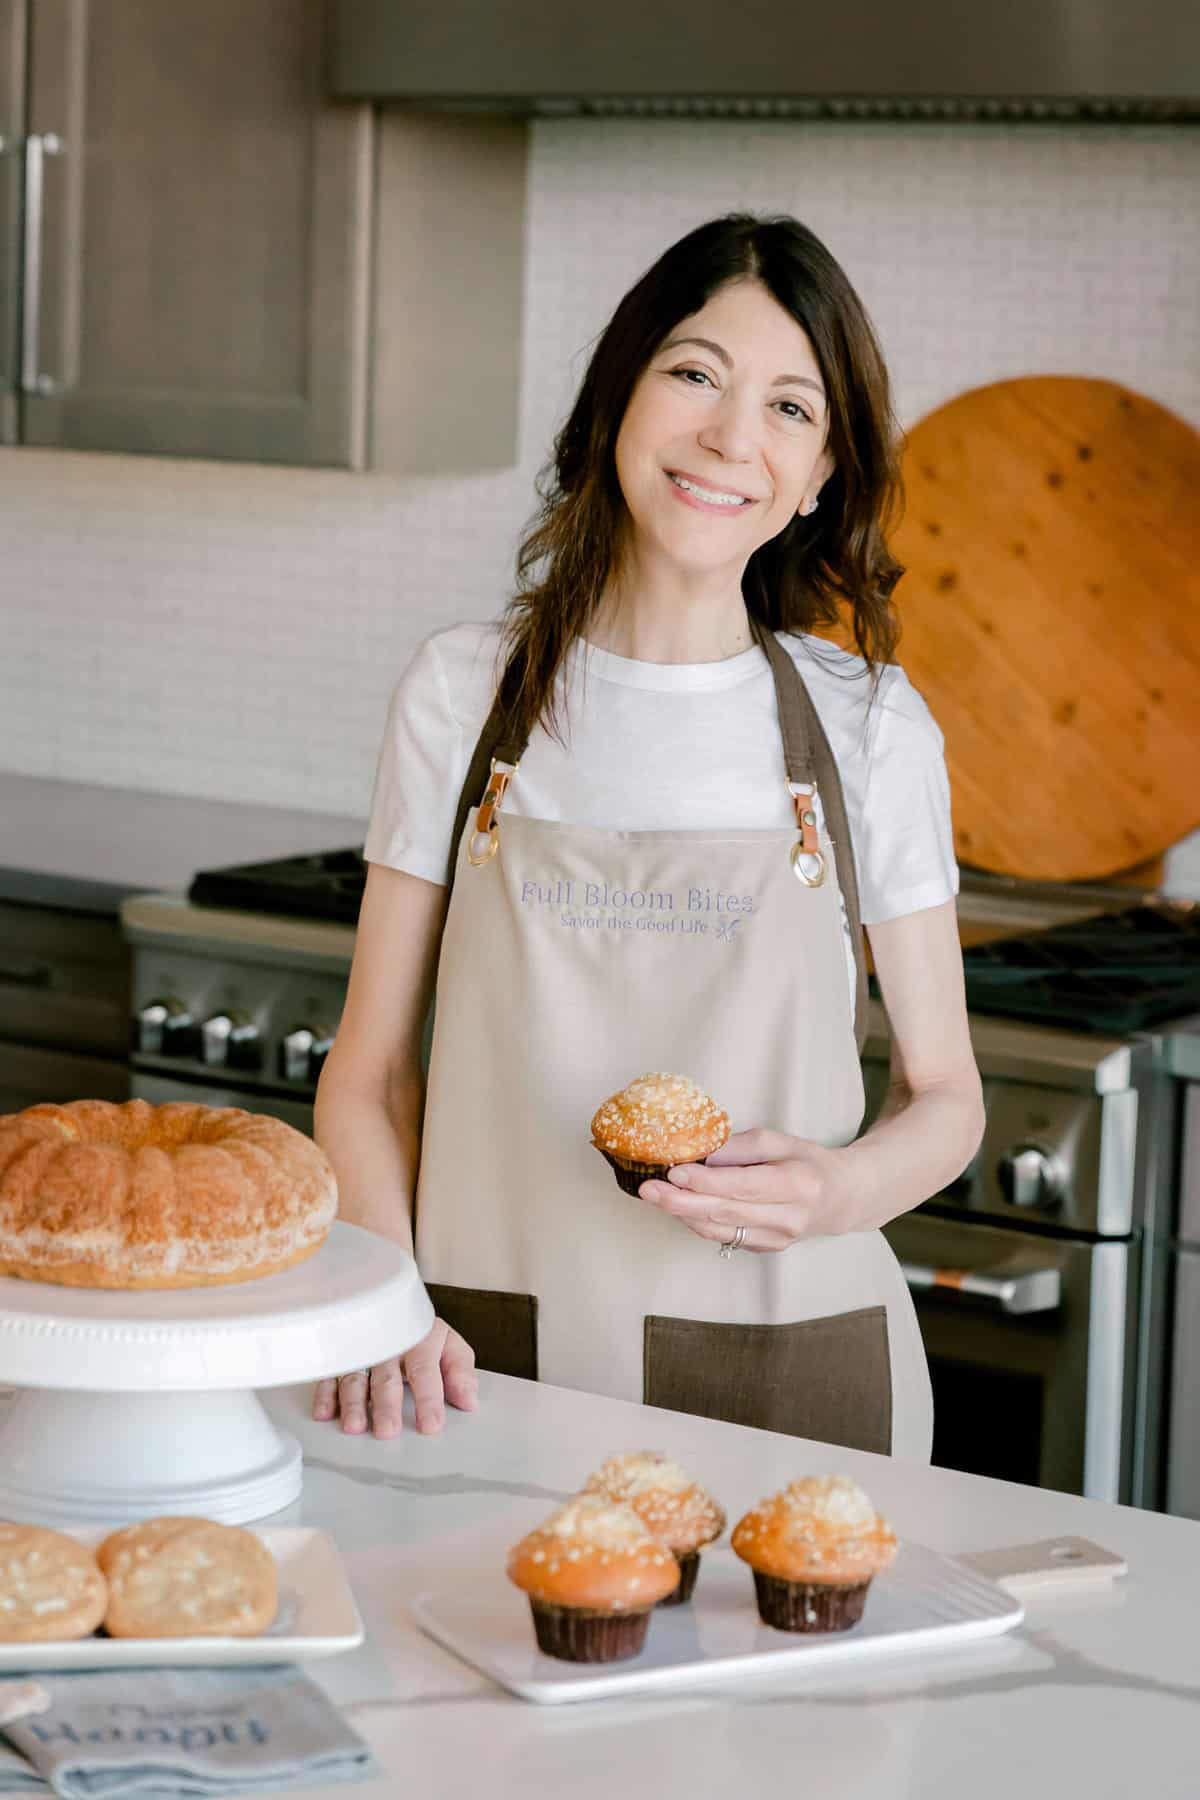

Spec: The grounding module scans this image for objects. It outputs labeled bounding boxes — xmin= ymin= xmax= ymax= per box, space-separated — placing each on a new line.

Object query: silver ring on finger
xmin=719 ymin=1225 xmax=747 ymax=1260
xmin=340 ymin=1369 xmax=371 ymax=1382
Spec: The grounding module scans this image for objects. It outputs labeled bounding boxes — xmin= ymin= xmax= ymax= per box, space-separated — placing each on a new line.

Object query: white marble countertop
xmin=262 ymin=1374 xmax=1200 ymax=1800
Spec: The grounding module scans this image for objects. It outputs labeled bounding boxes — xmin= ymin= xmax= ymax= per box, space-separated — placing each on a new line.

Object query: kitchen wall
xmin=2 ymin=121 xmax=1198 ymax=878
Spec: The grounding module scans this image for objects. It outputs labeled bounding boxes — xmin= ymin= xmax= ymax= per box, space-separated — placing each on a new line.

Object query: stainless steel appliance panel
xmin=883 ymin=1210 xmax=1138 ymax=1503
xmin=1167 ymin=1246 xmax=1200 ymax=1520
xmin=129 ymin=1070 xmax=314 ymax=1137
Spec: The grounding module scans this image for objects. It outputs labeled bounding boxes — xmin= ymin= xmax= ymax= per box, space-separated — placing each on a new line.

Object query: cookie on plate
xmin=590 ymin=1072 xmax=730 ymax=1196
xmin=96 ymin=1516 xmax=278 ymax=1639
xmin=0 ymin=1522 xmax=108 ymax=1642
xmin=731 ymin=1474 xmax=897 ymax=1632
xmin=582 ymin=1451 xmax=725 ymax=1605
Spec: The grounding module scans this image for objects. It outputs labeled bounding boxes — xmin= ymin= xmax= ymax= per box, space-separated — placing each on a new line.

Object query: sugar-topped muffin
xmin=506 ymin=1493 xmax=680 ymax=1662
xmin=582 ymin=1451 xmax=725 ymax=1605
xmin=590 ymin=1073 xmax=730 ymax=1196
xmin=731 ymin=1475 xmax=897 ymax=1633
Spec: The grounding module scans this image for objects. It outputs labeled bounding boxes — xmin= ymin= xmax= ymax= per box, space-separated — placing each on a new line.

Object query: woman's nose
xmin=696 ymin=395 xmax=759 ymax=463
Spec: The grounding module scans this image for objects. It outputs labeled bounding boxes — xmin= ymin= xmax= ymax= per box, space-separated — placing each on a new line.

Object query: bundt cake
xmin=0 ymin=1100 xmax=337 ymax=1289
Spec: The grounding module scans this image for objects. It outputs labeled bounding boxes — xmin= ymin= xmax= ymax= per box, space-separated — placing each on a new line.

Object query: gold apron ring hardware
xmin=790 ymin=840 xmax=827 ymax=887
xmin=467 ymin=758 xmax=517 ymax=868
xmin=467 ymin=825 xmax=499 ymax=867
xmin=788 ymin=787 xmax=825 ymax=886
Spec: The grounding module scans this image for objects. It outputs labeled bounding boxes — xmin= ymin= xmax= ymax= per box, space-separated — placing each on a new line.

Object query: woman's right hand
xmin=311 ymin=1316 xmax=479 ymax=1439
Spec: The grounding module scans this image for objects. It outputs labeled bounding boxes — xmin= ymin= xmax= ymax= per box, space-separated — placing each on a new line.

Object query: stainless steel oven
xmin=866 ymin=1013 xmax=1169 ymax=1507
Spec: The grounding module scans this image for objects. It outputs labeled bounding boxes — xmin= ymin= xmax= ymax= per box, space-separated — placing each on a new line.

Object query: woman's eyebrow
xmin=660 ymin=335 xmax=825 ymax=398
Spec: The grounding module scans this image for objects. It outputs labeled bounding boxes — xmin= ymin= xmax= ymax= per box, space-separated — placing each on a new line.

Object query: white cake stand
xmin=0 ymin=1222 xmax=433 ymax=1527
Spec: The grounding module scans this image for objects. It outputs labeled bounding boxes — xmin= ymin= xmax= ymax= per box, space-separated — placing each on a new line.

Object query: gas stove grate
xmin=188 ymin=849 xmax=366 ymax=924
xmin=959 ymin=902 xmax=1200 ymax=1033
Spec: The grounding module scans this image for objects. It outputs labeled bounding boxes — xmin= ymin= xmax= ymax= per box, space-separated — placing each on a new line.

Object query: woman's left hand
xmin=638 ymin=1128 xmax=850 ymax=1251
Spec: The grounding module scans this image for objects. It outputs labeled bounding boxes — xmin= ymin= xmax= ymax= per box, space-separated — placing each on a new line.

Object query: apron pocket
xmin=643 ymin=1306 xmax=892 ymax=1454
xmin=425 ymin=1283 xmax=538 ymax=1382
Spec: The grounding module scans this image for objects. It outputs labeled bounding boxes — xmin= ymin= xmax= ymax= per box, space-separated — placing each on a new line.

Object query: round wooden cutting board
xmin=884 ymin=377 xmax=1200 ymax=882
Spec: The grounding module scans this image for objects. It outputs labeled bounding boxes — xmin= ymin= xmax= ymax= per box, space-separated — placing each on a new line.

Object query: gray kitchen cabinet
xmin=0 ymin=2 xmax=526 ymax=472
xmin=0 ymin=0 xmax=25 ymax=445
xmin=14 ymin=0 xmax=372 ymax=466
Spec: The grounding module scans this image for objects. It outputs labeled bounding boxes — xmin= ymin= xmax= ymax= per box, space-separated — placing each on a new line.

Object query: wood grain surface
xmin=882 ymin=377 xmax=1200 ymax=881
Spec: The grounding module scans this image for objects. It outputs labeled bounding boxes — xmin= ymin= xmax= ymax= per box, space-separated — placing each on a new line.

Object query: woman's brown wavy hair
xmin=494 ymin=212 xmax=905 ymax=748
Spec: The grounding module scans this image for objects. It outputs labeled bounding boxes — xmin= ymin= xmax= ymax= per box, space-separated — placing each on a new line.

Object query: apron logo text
xmin=519 ymin=879 xmax=755 ymax=915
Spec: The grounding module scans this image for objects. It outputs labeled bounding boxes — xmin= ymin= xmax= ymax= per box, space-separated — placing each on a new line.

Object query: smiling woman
xmin=312 ymin=214 xmax=983 ymax=1458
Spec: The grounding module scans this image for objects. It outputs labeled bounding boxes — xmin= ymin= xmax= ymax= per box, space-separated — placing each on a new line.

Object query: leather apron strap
xmin=445 ymin=625 xmax=871 ymax=1052
xmin=748 ymin=621 xmax=871 ymax=1055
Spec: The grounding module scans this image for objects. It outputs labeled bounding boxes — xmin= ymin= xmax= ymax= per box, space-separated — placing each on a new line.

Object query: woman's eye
xmin=776 ymin=400 xmax=814 ymax=424
xmin=671 ymin=367 xmax=714 ymax=387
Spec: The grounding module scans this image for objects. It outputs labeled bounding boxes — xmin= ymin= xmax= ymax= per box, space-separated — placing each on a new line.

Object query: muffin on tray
xmin=582 ymin=1451 xmax=725 ymax=1605
xmin=506 ymin=1493 xmax=680 ymax=1662
xmin=590 ymin=1072 xmax=730 ymax=1196
xmin=731 ymin=1475 xmax=897 ymax=1633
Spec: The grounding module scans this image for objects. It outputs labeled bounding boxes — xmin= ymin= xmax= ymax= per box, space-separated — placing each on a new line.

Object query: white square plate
xmin=0 ymin=1527 xmax=364 ymax=1671
xmin=411 ymin=1541 xmax=1024 ymax=1704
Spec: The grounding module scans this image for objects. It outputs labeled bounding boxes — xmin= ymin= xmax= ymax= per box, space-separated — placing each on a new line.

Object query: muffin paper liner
xmin=657 ymin=1549 xmax=700 ymax=1607
xmin=751 ymin=1572 xmax=871 ymax=1633
xmin=529 ymin=1600 xmax=653 ymax=1662
xmin=595 ymin=1148 xmax=670 ymax=1197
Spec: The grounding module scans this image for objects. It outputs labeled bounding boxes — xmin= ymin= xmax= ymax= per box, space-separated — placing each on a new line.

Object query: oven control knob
xmin=997 ymin=1144 xmax=1066 ymax=1211
xmin=280 ymin=1024 xmax=334 ymax=1084
xmin=201 ymin=1010 xmax=262 ymax=1072
xmin=134 ymin=997 xmax=197 ymax=1056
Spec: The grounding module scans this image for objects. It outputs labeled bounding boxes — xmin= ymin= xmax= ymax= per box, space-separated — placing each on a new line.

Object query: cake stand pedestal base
xmin=0 ymin=1388 xmax=302 ymax=1526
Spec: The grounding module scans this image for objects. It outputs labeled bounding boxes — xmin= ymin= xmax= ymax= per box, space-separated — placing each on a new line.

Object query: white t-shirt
xmin=364 ymin=621 xmax=958 ymax=1012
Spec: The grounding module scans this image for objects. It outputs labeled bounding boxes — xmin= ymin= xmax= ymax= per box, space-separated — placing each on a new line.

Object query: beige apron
xmin=414 ymin=624 xmax=933 ymax=1461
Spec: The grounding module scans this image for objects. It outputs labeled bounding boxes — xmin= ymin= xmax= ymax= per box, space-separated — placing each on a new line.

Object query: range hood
xmin=327 ymin=0 xmax=1200 ymax=120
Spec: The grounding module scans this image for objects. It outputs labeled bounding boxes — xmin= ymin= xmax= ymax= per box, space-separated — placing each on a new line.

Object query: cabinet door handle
xmin=21 ymin=132 xmax=63 ymax=396
xmin=0 ymin=959 xmax=52 ymax=988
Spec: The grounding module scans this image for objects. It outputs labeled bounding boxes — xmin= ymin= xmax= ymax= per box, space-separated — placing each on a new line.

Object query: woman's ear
xmin=799 ymin=450 xmax=836 ymax=518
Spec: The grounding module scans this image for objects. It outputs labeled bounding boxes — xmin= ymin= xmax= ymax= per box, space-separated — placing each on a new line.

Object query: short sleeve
xmin=362 ymin=634 xmax=465 ymax=886
xmin=854 ymin=667 xmax=959 ymax=925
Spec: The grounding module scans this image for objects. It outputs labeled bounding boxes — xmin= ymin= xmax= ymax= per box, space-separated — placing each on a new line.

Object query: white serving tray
xmin=411 ymin=1540 xmax=1024 ymax=1704
xmin=0 ymin=1527 xmax=364 ymax=1672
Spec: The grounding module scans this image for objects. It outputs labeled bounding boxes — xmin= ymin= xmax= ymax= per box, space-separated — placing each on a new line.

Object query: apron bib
xmin=414 ymin=625 xmax=933 ymax=1461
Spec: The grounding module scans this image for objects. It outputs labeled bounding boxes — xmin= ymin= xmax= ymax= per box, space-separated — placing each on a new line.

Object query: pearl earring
xmin=800 ymin=496 xmax=819 ymax=518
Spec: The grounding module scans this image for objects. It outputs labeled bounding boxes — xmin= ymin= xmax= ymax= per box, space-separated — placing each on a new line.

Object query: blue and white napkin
xmin=0 ymin=1666 xmax=375 ymax=1797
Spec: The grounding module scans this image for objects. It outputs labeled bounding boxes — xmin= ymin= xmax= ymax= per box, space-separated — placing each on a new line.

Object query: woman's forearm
xmin=312 ymin=1063 xmax=424 ymax=1254
xmin=834 ymin=1078 xmax=985 ymax=1235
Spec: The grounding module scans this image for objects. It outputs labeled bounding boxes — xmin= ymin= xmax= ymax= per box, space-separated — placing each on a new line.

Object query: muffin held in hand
xmin=506 ymin=1493 xmax=680 ymax=1662
xmin=583 ymin=1451 xmax=726 ymax=1606
xmin=590 ymin=1072 xmax=730 ymax=1196
xmin=731 ymin=1475 xmax=897 ymax=1633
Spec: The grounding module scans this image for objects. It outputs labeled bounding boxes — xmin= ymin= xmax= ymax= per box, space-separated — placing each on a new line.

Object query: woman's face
xmin=613 ymin=278 xmax=834 ymax=578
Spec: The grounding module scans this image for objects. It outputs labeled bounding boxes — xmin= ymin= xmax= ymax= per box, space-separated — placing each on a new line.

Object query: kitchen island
xmin=263 ymin=1373 xmax=1200 ymax=1800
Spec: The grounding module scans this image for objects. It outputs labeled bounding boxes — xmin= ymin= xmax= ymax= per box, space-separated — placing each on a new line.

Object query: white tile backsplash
xmin=2 ymin=122 xmax=1198 ymax=877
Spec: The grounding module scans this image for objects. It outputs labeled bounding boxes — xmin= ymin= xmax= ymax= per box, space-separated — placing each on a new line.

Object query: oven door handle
xmin=900 ymin=1261 xmax=1062 ymax=1315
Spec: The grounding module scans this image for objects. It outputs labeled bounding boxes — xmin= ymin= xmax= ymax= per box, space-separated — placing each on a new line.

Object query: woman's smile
xmin=665 ymin=469 xmax=760 ymax=513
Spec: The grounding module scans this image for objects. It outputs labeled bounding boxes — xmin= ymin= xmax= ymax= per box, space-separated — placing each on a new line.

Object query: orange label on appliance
xmin=933 ymin=1268 xmax=969 ymax=1290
